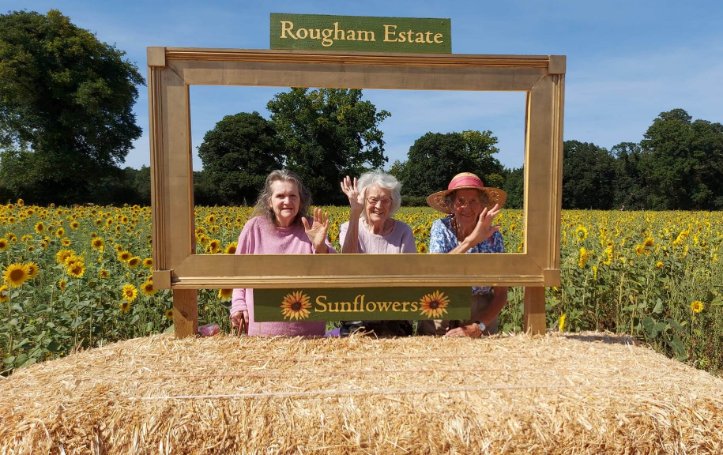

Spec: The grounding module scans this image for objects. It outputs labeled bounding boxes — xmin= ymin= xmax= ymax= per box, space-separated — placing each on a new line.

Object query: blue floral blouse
xmin=429 ymin=215 xmax=505 ymax=295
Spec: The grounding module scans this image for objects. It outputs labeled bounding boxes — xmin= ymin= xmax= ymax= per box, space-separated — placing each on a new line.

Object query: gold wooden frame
xmin=147 ymin=48 xmax=565 ymax=337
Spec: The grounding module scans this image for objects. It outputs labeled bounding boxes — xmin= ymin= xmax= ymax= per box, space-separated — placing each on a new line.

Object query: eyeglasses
xmin=366 ymin=196 xmax=392 ymax=206
xmin=453 ymin=197 xmax=481 ymax=209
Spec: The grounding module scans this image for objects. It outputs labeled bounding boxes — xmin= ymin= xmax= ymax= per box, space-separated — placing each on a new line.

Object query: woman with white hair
xmin=333 ymin=170 xmax=416 ymax=337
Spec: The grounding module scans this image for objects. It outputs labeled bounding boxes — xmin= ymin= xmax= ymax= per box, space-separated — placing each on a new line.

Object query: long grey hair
xmin=252 ymin=170 xmax=312 ymax=226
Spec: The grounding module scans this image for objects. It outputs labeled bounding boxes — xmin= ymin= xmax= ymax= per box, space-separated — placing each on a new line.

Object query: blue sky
xmin=3 ymin=1 xmax=722 ymax=170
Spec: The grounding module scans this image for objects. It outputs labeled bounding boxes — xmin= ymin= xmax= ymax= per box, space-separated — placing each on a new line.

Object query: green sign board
xmin=254 ymin=287 xmax=471 ymax=322
xmin=270 ymin=13 xmax=451 ymax=53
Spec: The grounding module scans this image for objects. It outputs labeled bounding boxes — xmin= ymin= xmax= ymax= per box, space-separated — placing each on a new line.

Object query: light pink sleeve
xmin=230 ymin=219 xmax=255 ymax=314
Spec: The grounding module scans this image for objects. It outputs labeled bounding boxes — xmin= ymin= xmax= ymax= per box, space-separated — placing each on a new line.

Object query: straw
xmin=1 ymin=332 xmax=721 ymax=454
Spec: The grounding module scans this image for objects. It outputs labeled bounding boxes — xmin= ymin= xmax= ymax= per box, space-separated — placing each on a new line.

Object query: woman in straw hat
xmin=417 ymin=172 xmax=508 ymax=337
xmin=230 ymin=169 xmax=335 ymax=337
xmin=328 ymin=171 xmax=416 ymax=337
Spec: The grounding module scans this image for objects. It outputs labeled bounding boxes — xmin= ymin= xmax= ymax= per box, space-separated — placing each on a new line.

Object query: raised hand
xmin=465 ymin=203 xmax=501 ymax=245
xmin=302 ymin=207 xmax=330 ymax=253
xmin=340 ymin=176 xmax=364 ymax=216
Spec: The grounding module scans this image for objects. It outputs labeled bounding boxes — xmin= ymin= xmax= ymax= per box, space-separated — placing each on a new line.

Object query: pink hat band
xmin=448 ymin=174 xmax=484 ymax=190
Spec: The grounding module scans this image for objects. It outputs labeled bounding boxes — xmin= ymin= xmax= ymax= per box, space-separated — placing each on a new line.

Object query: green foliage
xmin=1 ymin=205 xmax=721 ymax=377
xmin=267 ymin=88 xmax=390 ymax=204
xmin=640 ymin=108 xmax=723 ymax=210
xmin=197 ymin=112 xmax=283 ymax=205
xmin=0 ymin=9 xmax=143 ymax=204
xmin=611 ymin=142 xmax=648 ymax=209
xmin=397 ymin=130 xmax=503 ymax=198
xmin=562 ymin=140 xmax=617 ymax=209
xmin=501 ymin=167 xmax=524 ymax=209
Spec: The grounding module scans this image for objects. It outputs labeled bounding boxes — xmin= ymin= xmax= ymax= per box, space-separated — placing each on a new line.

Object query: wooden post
xmin=524 ymin=286 xmax=546 ymax=334
xmin=172 ymin=289 xmax=198 ymax=338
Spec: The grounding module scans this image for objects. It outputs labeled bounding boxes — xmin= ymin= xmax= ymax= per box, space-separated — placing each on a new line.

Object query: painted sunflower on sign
xmin=280 ymin=290 xmax=312 ymax=321
xmin=419 ymin=290 xmax=450 ymax=319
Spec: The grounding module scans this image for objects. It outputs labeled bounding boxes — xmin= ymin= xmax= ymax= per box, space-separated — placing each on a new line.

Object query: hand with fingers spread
xmin=302 ymin=207 xmax=330 ymax=253
xmin=340 ymin=175 xmax=365 ymax=217
xmin=464 ymin=203 xmax=501 ymax=246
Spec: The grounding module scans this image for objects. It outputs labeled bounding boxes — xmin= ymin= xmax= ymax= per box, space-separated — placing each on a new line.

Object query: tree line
xmin=1 ymin=10 xmax=721 ymax=210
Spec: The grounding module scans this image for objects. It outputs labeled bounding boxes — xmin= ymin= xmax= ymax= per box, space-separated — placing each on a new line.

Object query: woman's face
xmin=364 ymin=185 xmax=393 ymax=227
xmin=269 ymin=180 xmax=300 ymax=227
xmin=452 ymin=188 xmax=483 ymax=228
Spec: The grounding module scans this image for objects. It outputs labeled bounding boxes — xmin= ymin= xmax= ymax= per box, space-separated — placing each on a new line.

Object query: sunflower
xmin=66 ymin=260 xmax=86 ymax=279
xmin=91 ymin=237 xmax=105 ymax=251
xmin=417 ymin=243 xmax=428 ymax=253
xmin=128 ymin=256 xmax=142 ymax=268
xmin=56 ymin=249 xmax=76 ymax=265
xmin=3 ymin=263 xmax=29 ymax=288
xmin=143 ymin=257 xmax=153 ymax=268
xmin=0 ymin=238 xmax=8 ymax=251
xmin=206 ymin=239 xmax=221 ymax=254
xmin=141 ymin=280 xmax=156 ymax=296
xmin=34 ymin=222 xmax=45 ymax=233
xmin=61 ymin=237 xmax=72 ymax=247
xmin=0 ymin=284 xmax=9 ymax=303
xmin=218 ymin=288 xmax=232 ymax=301
xmin=119 ymin=301 xmax=131 ymax=314
xmin=655 ymin=261 xmax=664 ymax=269
xmin=164 ymin=308 xmax=174 ymax=320
xmin=121 ymin=283 xmax=138 ymax=303
xmin=690 ymin=300 xmax=704 ymax=314
xmin=57 ymin=279 xmax=67 ymax=292
xmin=280 ymin=290 xmax=312 ymax=320
xmin=577 ymin=247 xmax=590 ymax=269
xmin=70 ymin=220 xmax=80 ymax=230
xmin=419 ymin=290 xmax=450 ymax=318
xmin=224 ymin=243 xmax=237 ymax=255
xmin=55 ymin=227 xmax=65 ymax=238
xmin=25 ymin=262 xmax=39 ymax=279
xmin=643 ymin=237 xmax=654 ymax=247
xmin=117 ymin=250 xmax=132 ymax=262
xmin=575 ymin=225 xmax=588 ymax=242
xmin=558 ymin=313 xmax=566 ymax=332
xmin=98 ymin=268 xmax=110 ymax=279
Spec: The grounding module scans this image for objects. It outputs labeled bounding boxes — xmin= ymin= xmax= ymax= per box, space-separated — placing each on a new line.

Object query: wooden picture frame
xmin=147 ymin=48 xmax=565 ymax=337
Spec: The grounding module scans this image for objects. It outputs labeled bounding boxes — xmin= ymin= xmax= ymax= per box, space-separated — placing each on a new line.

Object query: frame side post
xmin=523 ymin=287 xmax=546 ymax=334
xmin=172 ymin=289 xmax=198 ymax=338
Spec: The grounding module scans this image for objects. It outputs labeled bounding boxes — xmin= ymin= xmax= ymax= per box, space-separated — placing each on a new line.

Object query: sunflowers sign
xmin=254 ymin=288 xmax=471 ymax=321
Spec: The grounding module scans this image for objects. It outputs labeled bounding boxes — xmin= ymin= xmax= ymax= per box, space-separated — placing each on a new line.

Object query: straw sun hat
xmin=426 ymin=172 xmax=507 ymax=213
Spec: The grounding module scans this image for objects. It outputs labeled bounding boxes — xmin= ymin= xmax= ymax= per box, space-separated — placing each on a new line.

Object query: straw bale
xmin=1 ymin=332 xmax=721 ymax=454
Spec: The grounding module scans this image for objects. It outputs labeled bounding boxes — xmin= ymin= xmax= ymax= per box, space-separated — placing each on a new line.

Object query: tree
xmin=610 ymin=142 xmax=648 ymax=210
xmin=267 ymin=88 xmax=390 ymax=204
xmin=640 ymin=109 xmax=723 ymax=210
xmin=197 ymin=112 xmax=283 ymax=205
xmin=502 ymin=167 xmax=524 ymax=209
xmin=0 ymin=10 xmax=143 ymax=204
xmin=397 ymin=131 xmax=504 ymax=198
xmin=562 ymin=140 xmax=616 ymax=209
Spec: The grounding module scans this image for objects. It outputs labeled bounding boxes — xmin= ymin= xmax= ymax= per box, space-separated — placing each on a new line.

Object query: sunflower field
xmin=1 ymin=201 xmax=721 ymax=376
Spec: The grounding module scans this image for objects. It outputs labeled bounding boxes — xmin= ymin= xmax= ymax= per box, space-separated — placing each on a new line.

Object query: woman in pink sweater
xmin=230 ymin=170 xmax=334 ymax=337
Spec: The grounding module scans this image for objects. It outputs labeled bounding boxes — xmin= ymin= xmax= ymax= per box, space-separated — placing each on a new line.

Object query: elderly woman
xmin=230 ymin=169 xmax=334 ymax=337
xmin=418 ymin=172 xmax=508 ymax=338
xmin=335 ymin=170 xmax=416 ymax=337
